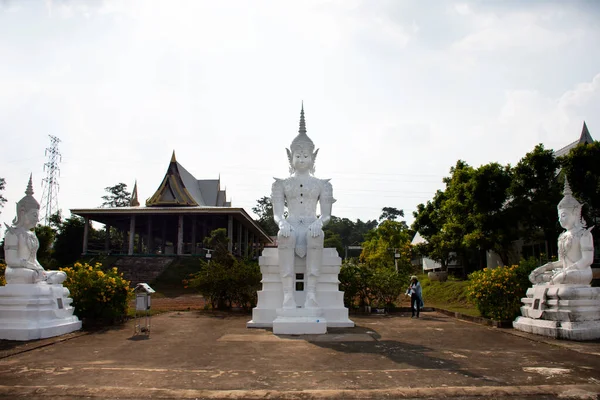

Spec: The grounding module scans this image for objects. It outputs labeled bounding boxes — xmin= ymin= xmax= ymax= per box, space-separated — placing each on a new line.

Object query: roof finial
xmin=171 ymin=150 xmax=176 ymax=163
xmin=580 ymin=121 xmax=593 ymax=143
xmin=25 ymin=173 xmax=34 ymax=196
xmin=130 ymin=180 xmax=140 ymax=207
xmin=299 ymin=101 xmax=306 ymax=135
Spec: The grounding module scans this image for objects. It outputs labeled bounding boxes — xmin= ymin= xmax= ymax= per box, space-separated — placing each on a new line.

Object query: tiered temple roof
xmin=145 ymin=151 xmax=230 ymax=207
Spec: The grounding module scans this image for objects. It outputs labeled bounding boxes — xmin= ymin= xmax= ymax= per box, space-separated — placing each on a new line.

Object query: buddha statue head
xmin=557 ymin=178 xmax=585 ymax=230
xmin=286 ymin=104 xmax=319 ymax=175
xmin=13 ymin=175 xmax=40 ymax=230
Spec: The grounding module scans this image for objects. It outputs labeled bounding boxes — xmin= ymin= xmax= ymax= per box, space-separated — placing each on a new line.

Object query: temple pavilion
xmin=71 ymin=152 xmax=272 ymax=257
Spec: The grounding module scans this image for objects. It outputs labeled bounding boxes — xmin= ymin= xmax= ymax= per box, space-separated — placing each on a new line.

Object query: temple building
xmin=71 ymin=152 xmax=272 ymax=257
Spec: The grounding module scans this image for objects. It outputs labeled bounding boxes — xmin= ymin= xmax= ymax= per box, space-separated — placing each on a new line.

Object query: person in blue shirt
xmin=406 ymin=276 xmax=424 ymax=318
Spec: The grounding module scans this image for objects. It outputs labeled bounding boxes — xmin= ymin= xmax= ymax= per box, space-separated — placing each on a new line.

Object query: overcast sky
xmin=1 ymin=0 xmax=599 ymax=232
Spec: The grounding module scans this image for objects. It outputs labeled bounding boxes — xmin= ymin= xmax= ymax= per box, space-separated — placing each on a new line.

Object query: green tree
xmin=34 ymin=225 xmax=56 ymax=267
xmin=510 ymin=144 xmax=562 ymax=258
xmin=53 ymin=215 xmax=87 ymax=266
xmin=360 ymin=219 xmax=412 ymax=275
xmin=101 ymin=183 xmax=131 ymax=208
xmin=252 ymin=196 xmax=278 ymax=236
xmin=379 ymin=207 xmax=404 ymax=222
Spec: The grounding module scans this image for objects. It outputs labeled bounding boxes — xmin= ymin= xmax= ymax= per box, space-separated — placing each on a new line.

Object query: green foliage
xmin=186 ymin=258 xmax=261 ymax=310
xmin=361 ymin=219 xmax=412 ymax=274
xmin=379 ymin=207 xmax=404 ymax=222
xmin=339 ymin=261 xmax=372 ymax=308
xmin=467 ymin=258 xmax=537 ymax=321
xmin=324 ymin=231 xmax=343 ymax=258
xmin=52 ymin=215 xmax=87 ymax=266
xmin=252 ymin=196 xmax=278 ymax=236
xmin=60 ymin=262 xmax=133 ymax=322
xmin=368 ymin=267 xmax=405 ymax=308
xmin=101 ymin=183 xmax=131 ymax=208
xmin=324 ymin=216 xmax=378 ymax=249
xmin=339 ymin=261 xmax=406 ymax=309
xmin=34 ymin=225 xmax=56 ymax=267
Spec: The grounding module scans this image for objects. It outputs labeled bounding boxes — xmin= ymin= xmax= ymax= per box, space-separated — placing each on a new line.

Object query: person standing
xmin=407 ymin=276 xmax=424 ymax=318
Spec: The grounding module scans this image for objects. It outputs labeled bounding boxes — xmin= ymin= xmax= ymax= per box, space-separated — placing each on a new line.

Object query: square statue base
xmin=0 ymin=283 xmax=82 ymax=341
xmin=273 ymin=308 xmax=327 ymax=335
xmin=247 ymin=248 xmax=354 ymax=332
xmin=513 ymin=284 xmax=600 ymax=341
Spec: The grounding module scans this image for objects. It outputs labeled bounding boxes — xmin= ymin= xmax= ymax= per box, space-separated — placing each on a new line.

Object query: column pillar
xmin=227 ymin=215 xmax=233 ymax=253
xmin=161 ymin=218 xmax=167 ymax=254
xmin=82 ymin=216 xmax=89 ymax=255
xmin=104 ymin=224 xmax=111 ymax=253
xmin=191 ymin=215 xmax=197 ymax=255
xmin=237 ymin=221 xmax=242 ymax=257
xmin=147 ymin=216 xmax=153 ymax=254
xmin=128 ymin=215 xmax=136 ymax=255
xmin=243 ymin=225 xmax=249 ymax=257
xmin=177 ymin=214 xmax=184 ymax=255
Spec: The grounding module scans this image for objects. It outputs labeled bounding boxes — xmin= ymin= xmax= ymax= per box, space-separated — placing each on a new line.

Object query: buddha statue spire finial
xmin=25 ymin=173 xmax=34 ymax=197
xmin=299 ymin=101 xmax=306 ymax=135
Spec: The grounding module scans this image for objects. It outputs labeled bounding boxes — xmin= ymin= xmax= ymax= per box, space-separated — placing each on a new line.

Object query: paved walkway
xmin=0 ymin=310 xmax=599 ymax=399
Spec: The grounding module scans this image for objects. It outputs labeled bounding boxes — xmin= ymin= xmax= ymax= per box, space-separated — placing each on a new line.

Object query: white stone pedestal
xmin=247 ymin=247 xmax=354 ymax=332
xmin=513 ymin=284 xmax=600 ymax=341
xmin=273 ymin=308 xmax=327 ymax=334
xmin=0 ymin=283 xmax=82 ymax=341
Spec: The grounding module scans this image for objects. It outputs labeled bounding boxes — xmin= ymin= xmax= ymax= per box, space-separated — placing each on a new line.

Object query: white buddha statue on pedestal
xmin=514 ymin=178 xmax=599 ymax=341
xmin=0 ymin=175 xmax=81 ymax=341
xmin=272 ymin=105 xmax=334 ymax=310
xmin=247 ymin=105 xmax=353 ymax=333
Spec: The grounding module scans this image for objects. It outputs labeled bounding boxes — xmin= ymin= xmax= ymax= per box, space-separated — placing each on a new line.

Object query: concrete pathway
xmin=0 ymin=311 xmax=599 ymax=399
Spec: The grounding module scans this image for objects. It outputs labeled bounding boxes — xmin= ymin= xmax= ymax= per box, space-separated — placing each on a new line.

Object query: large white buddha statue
xmin=514 ymin=177 xmax=599 ymax=341
xmin=4 ymin=175 xmax=67 ymax=284
xmin=528 ymin=179 xmax=594 ymax=286
xmin=272 ymin=105 xmax=335 ymax=309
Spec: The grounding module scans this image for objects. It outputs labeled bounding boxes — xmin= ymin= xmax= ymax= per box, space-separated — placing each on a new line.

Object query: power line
xmin=40 ymin=135 xmax=62 ymax=225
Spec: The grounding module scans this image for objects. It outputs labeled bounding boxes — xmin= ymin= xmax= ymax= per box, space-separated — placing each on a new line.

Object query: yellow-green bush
xmin=61 ymin=262 xmax=133 ymax=322
xmin=467 ymin=259 xmax=536 ymax=321
xmin=0 ymin=262 xmax=5 ymax=286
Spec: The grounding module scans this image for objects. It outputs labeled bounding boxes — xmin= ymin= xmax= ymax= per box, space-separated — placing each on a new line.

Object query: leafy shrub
xmin=339 ymin=261 xmax=405 ymax=309
xmin=186 ymin=258 xmax=261 ymax=310
xmin=467 ymin=258 xmax=537 ymax=320
xmin=369 ymin=267 xmax=405 ymax=309
xmin=61 ymin=262 xmax=133 ymax=322
xmin=0 ymin=262 xmax=5 ymax=286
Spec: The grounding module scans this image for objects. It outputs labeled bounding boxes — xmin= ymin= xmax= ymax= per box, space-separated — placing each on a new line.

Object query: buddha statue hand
xmin=308 ymin=219 xmax=323 ymax=238
xmin=278 ymin=220 xmax=293 ymax=238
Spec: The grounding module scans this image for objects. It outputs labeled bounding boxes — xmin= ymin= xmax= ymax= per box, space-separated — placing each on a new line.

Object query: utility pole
xmin=40 ymin=135 xmax=62 ymax=225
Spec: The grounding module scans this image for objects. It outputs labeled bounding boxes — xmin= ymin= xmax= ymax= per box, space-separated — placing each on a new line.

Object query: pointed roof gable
xmin=130 ymin=180 xmax=140 ymax=207
xmin=554 ymin=121 xmax=595 ymax=158
xmin=146 ymin=151 xmax=202 ymax=207
xmin=580 ymin=121 xmax=594 ymax=144
xmin=146 ymin=152 xmax=230 ymax=207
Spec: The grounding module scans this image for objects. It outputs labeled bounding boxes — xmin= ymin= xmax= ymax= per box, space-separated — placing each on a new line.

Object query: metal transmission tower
xmin=40 ymin=135 xmax=62 ymax=225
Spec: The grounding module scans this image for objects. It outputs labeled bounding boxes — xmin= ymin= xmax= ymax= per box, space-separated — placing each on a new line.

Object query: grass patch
xmin=419 ymin=274 xmax=480 ymax=317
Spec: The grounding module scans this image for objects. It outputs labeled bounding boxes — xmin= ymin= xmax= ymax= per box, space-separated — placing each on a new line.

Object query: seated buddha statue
xmin=3 ymin=176 xmax=67 ymax=284
xmin=529 ymin=179 xmax=594 ymax=286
